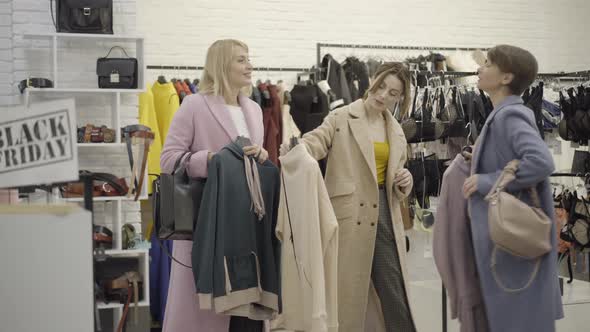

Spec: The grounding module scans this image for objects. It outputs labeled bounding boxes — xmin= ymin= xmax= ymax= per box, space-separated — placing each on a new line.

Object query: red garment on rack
xmin=259 ymin=83 xmax=282 ymax=165
xmin=181 ymin=82 xmax=192 ymax=96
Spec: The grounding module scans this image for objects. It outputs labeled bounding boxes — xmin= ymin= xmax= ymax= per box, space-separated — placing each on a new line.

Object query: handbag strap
xmin=91 ymin=172 xmax=126 ymax=194
xmin=104 ymin=46 xmax=131 ymax=59
xmin=490 ymin=246 xmax=541 ymax=293
xmin=173 ymin=151 xmax=193 ymax=175
xmin=485 ymin=160 xmax=542 ymax=208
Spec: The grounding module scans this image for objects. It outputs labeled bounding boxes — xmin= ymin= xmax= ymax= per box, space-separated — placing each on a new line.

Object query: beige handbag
xmin=485 ymin=160 xmax=552 ymax=259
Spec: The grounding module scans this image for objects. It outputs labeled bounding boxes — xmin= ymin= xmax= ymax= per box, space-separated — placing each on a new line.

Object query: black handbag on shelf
xmin=153 ymin=152 xmax=206 ymax=241
xmin=96 ymin=46 xmax=138 ymax=89
xmin=53 ymin=0 xmax=113 ymax=34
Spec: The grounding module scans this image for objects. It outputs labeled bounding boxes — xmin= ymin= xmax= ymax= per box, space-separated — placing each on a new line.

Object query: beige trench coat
xmin=301 ymin=99 xmax=415 ymax=331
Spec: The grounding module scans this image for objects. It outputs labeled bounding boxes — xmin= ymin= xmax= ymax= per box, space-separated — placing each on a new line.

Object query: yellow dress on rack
xmin=374 ymin=142 xmax=389 ymax=185
xmin=139 ymin=88 xmax=162 ymax=194
xmin=151 ymin=81 xmax=180 ymax=146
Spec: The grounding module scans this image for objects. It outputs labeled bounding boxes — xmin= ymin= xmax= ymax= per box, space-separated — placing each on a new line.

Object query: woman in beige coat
xmin=289 ymin=62 xmax=416 ymax=331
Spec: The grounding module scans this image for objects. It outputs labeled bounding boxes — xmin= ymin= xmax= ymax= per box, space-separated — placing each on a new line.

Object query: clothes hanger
xmin=157 ymin=74 xmax=167 ymax=84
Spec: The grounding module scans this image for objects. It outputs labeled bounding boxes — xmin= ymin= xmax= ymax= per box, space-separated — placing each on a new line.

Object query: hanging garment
xmin=139 ymin=88 xmax=163 ymax=194
xmin=181 ymin=81 xmax=193 ymax=97
xmin=343 ymin=57 xmax=370 ymax=101
xmin=271 ymin=144 xmax=339 ymax=332
xmin=263 ymin=84 xmax=282 ymax=165
xmin=251 ymin=85 xmax=263 ymax=107
xmin=142 ymin=85 xmax=171 ymax=325
xmin=193 ymin=141 xmax=280 ymax=319
xmin=469 ymin=96 xmax=563 ymax=332
xmin=290 ymin=84 xmax=329 ymax=134
xmin=160 ymin=93 xmax=264 ymax=332
xmin=152 ymin=81 xmax=180 ymax=147
xmin=433 ymin=154 xmax=489 ymax=332
xmin=149 ymin=232 xmax=173 ymax=324
xmin=321 ymin=54 xmax=352 ymax=104
xmin=541 ymin=99 xmax=561 ymax=130
xmin=280 ymin=104 xmax=301 ymax=145
xmin=301 ymin=99 xmax=415 ymax=331
xmin=276 ymin=83 xmax=301 ymax=144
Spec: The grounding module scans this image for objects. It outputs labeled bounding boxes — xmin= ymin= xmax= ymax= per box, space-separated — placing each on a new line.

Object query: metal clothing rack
xmin=315 ymin=42 xmax=590 ymax=83
xmin=551 ymin=172 xmax=590 ymax=178
xmin=146 ymin=65 xmax=311 ymax=72
xmin=315 ymin=42 xmax=491 ymax=77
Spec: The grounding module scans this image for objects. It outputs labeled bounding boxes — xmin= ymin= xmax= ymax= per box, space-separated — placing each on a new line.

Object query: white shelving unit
xmin=23 ymin=31 xmax=150 ymax=330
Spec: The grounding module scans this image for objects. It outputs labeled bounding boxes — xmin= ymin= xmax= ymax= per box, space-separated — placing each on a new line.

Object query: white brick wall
xmin=2 ymin=0 xmax=590 ymax=221
xmin=0 ymin=0 xmax=13 ymax=105
xmin=138 ymin=0 xmax=590 ymax=85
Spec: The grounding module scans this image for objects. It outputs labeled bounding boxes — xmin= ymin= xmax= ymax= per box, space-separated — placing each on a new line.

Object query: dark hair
xmin=364 ymin=62 xmax=411 ymax=117
xmin=488 ymin=45 xmax=538 ymax=95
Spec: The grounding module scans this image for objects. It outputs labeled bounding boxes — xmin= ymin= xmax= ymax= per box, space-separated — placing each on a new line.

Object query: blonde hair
xmin=364 ymin=62 xmax=412 ymax=118
xmin=199 ymin=39 xmax=252 ymax=99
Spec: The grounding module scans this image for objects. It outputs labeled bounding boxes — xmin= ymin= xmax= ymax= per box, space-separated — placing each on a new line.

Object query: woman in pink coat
xmin=160 ymin=39 xmax=268 ymax=332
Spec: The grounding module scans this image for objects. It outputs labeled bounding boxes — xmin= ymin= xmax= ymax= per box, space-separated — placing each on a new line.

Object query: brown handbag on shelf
xmin=122 ymin=125 xmax=155 ymax=201
xmin=61 ymin=171 xmax=129 ymax=198
xmin=485 ymin=160 xmax=552 ymax=259
xmin=104 ymin=271 xmax=142 ymax=332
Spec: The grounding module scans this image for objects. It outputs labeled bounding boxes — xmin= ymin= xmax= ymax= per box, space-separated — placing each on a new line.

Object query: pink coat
xmin=160 ymin=93 xmax=264 ymax=332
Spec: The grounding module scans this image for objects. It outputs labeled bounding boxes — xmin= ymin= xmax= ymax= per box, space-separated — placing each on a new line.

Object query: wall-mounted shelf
xmin=23 ymin=32 xmax=144 ymax=41
xmin=23 ymin=31 xmax=150 ymax=327
xmin=63 ymin=195 xmax=148 ymax=202
xmin=77 ymin=143 xmax=127 ymax=148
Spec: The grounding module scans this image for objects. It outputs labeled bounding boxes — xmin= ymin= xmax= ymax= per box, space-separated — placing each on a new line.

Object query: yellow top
xmin=374 ymin=142 xmax=389 ymax=185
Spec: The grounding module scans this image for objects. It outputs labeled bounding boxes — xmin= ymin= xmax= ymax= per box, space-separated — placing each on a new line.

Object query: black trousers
xmin=229 ymin=316 xmax=263 ymax=332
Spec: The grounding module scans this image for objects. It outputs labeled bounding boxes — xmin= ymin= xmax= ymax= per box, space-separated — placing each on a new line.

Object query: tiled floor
xmin=405 ymin=227 xmax=590 ymax=331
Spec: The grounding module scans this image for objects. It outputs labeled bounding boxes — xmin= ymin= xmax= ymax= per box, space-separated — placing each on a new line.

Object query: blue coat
xmin=469 ymin=95 xmax=564 ymax=332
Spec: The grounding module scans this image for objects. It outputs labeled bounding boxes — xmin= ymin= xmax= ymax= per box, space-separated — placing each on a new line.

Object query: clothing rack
xmin=146 ymin=65 xmax=311 ymax=72
xmin=551 ymin=172 xmax=590 ymax=177
xmin=315 ymin=43 xmax=590 ymax=82
xmin=316 ymin=42 xmax=491 ymax=76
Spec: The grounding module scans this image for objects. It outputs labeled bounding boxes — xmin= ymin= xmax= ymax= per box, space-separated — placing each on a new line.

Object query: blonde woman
xmin=160 ymin=39 xmax=268 ymax=332
xmin=285 ymin=62 xmax=417 ymax=331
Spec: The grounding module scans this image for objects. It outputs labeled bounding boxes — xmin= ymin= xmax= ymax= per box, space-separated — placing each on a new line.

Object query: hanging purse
xmin=121 ymin=125 xmax=154 ymax=201
xmin=96 ymin=46 xmax=138 ymax=89
xmin=401 ymin=86 xmax=419 ymax=142
xmin=153 ymin=152 xmax=206 ymax=241
xmin=53 ymin=0 xmax=113 ymax=34
xmin=485 ymin=160 xmax=552 ymax=259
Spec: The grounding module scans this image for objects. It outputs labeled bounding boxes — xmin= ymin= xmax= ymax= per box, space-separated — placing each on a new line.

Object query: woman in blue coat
xmin=462 ymin=45 xmax=564 ymax=332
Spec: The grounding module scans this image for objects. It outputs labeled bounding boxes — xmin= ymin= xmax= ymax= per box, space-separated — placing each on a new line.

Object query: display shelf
xmin=23 ymin=32 xmax=144 ymax=41
xmin=63 ymin=195 xmax=148 ymax=202
xmin=23 ymin=30 xmax=149 ymax=330
xmin=26 ymin=87 xmax=145 ymax=93
xmin=97 ymin=300 xmax=149 ymax=310
xmin=77 ymin=143 xmax=127 ymax=148
xmin=105 ymin=249 xmax=149 ymax=256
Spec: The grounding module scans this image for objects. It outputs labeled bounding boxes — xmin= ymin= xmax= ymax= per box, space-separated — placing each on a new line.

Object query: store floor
xmin=405 ymin=228 xmax=590 ymax=331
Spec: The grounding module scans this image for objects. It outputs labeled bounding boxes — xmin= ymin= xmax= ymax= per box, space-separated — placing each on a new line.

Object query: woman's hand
xmin=243 ymin=145 xmax=269 ymax=163
xmin=462 ymin=175 xmax=479 ymax=198
xmin=394 ymin=168 xmax=412 ymax=188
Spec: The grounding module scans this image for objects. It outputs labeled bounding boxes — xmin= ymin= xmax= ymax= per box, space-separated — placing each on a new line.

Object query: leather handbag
xmin=96 ymin=46 xmax=138 ymax=89
xmin=53 ymin=0 xmax=113 ymax=34
xmin=153 ymin=152 xmax=206 ymax=240
xmin=485 ymin=160 xmax=552 ymax=259
xmin=61 ymin=170 xmax=129 ymax=198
